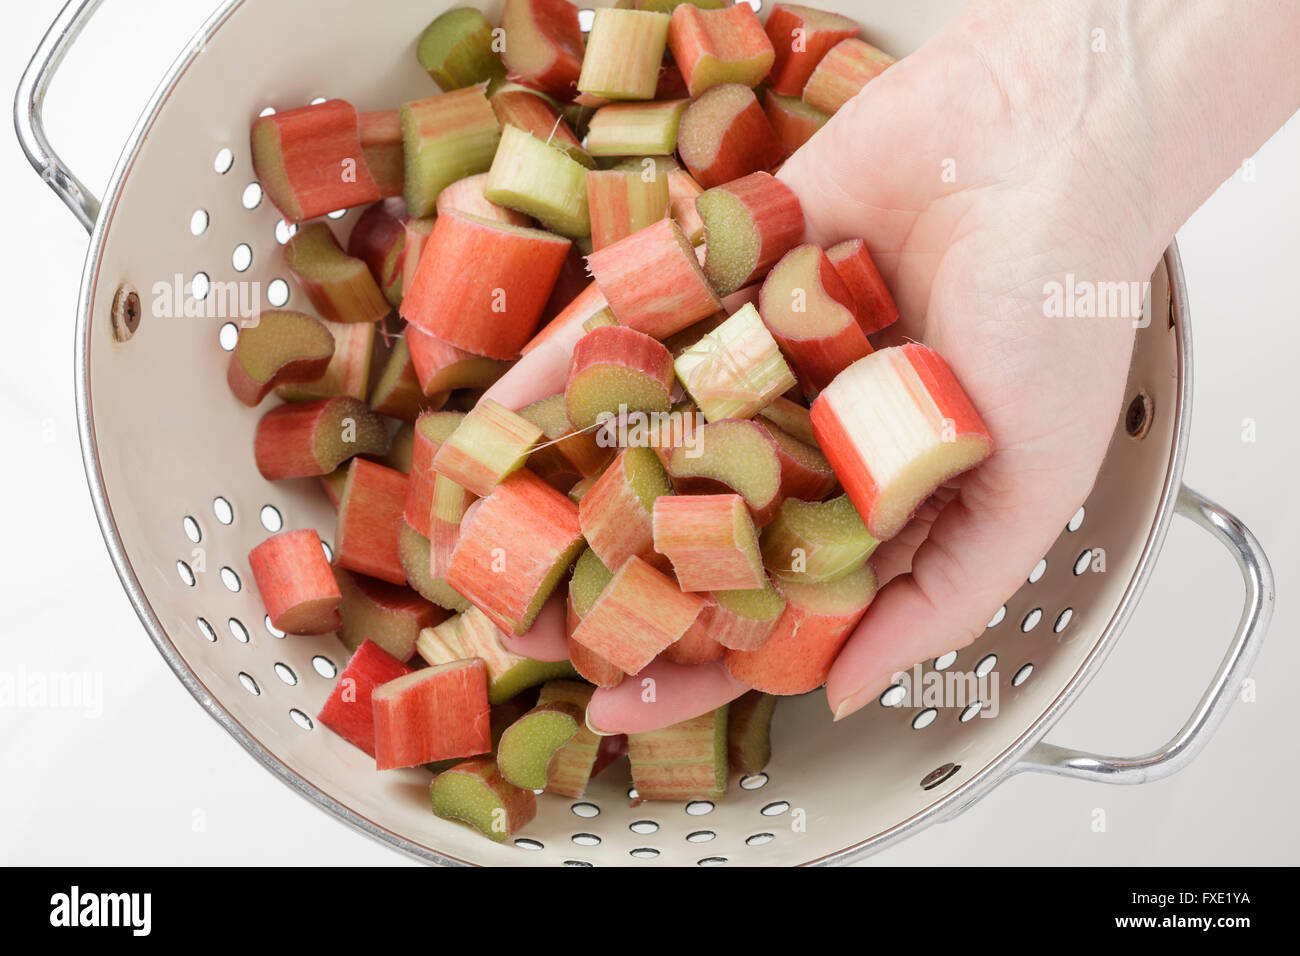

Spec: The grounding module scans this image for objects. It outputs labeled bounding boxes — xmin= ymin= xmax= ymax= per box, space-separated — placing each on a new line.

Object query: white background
xmin=1 ymin=0 xmax=1295 ymax=866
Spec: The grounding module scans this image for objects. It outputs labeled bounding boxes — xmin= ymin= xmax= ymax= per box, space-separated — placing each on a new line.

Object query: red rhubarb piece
xmin=677 ymin=84 xmax=785 ymax=190
xmin=404 ymin=410 xmax=465 ymax=537
xmin=317 ymin=640 xmax=413 ymax=757
xmin=499 ymin=0 xmax=586 ymax=98
xmin=696 ymin=171 xmax=805 ymax=296
xmin=764 ymin=3 xmax=860 ymax=97
xmin=371 ymin=658 xmax=492 ymax=769
xmin=667 ymin=2 xmax=775 ymax=99
xmin=802 ymin=37 xmax=895 ymax=115
xmin=283 ymin=222 xmax=391 ymax=325
xmin=335 ymin=569 xmax=445 ymax=661
xmin=826 ymin=238 xmax=900 ymax=334
xmin=347 ymin=198 xmax=409 ymax=307
xmin=334 ymin=458 xmax=409 ymax=586
xmin=248 ymin=528 xmax=342 ymax=635
xmin=253 ymin=396 xmax=389 ymax=480
xmin=226 ymin=310 xmax=334 ymax=407
xmin=653 ymin=493 xmax=766 ymax=592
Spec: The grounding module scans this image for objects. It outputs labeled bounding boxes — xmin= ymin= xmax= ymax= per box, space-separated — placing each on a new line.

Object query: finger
xmin=867 ymin=485 xmax=960 ymax=585
xmin=586 ymin=659 xmax=750 ymax=735
xmin=498 ymin=592 xmax=569 ymax=662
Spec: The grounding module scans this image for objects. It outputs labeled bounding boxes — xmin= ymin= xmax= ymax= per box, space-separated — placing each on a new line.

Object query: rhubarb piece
xmin=521 ymin=281 xmax=609 ymax=356
xmin=348 ymin=199 xmax=409 ymax=307
xmin=699 ymin=582 xmax=785 ymax=650
xmin=571 ymin=555 xmax=706 ymax=674
xmin=584 ymin=100 xmax=690 ymax=157
xmin=586 ymin=169 xmax=671 ymax=252
xmin=490 ymin=87 xmax=594 ymax=168
xmin=370 ymin=337 xmax=442 ymax=421
xmin=677 ymin=84 xmax=784 ymax=190
xmin=321 ymin=467 xmax=349 ymax=508
xmin=400 ymin=218 xmax=437 ymax=308
xmin=398 ymin=520 xmax=472 ymax=612
xmin=764 ymin=3 xmax=859 ymax=97
xmin=406 ymin=326 xmax=508 ymax=396
xmin=667 ymin=2 xmax=775 ymax=98
xmin=662 ymin=616 xmax=725 ymax=665
xmin=653 ymin=493 xmax=765 ymax=592
xmin=248 ymin=529 xmax=342 ymax=634
xmin=566 ymin=549 xmax=626 ymax=687
xmin=567 ymin=475 xmax=599 ymax=503
xmin=372 ymin=659 xmax=491 ymax=769
xmin=758 ymin=394 xmax=817 ymax=446
xmin=383 ymin=421 xmax=418 ymax=473
xmin=586 ymin=218 xmax=722 ymax=338
xmin=673 ymin=302 xmax=795 ymax=422
xmin=725 ymin=562 xmax=877 ymax=694
xmin=318 ymin=641 xmax=413 ymax=757
xmin=802 ymin=38 xmax=895 ymax=114
xmin=226 ymin=310 xmax=334 ymax=407
xmin=666 ymin=168 xmax=706 ymax=244
xmin=404 ymin=410 xmax=466 ymax=535
xmin=627 ymin=706 xmax=728 ymax=801
xmin=435 ymin=173 xmax=532 ymax=225
xmin=254 ymin=396 xmax=389 ymax=479
xmin=431 ymin=399 xmax=543 ymax=497
xmin=446 ymin=471 xmax=585 ymax=635
xmin=335 ymin=458 xmax=409 ymax=585
xmin=416 ymin=605 xmax=576 ymax=703
xmin=763 ymin=89 xmax=829 ymax=154
xmin=825 ymin=238 xmax=900 ymax=334
xmin=430 ymin=755 xmax=537 ymax=843
xmin=430 ymin=473 xmax=476 ymax=575
xmin=359 ymin=110 xmax=406 ymax=200
xmin=518 ymin=394 xmax=614 ymax=490
xmin=402 ymin=211 xmax=571 ymax=358
xmin=485 ymin=125 xmax=590 ymax=237
xmin=811 ymin=345 xmax=994 ymax=540
xmin=400 ymin=85 xmax=502 ymax=217
xmin=759 ymin=243 xmax=872 ymax=391
xmin=636 ymin=0 xmax=727 ymax=11
xmin=417 ymin=7 xmax=506 ymax=91
xmin=251 ymin=99 xmax=392 ymax=222
xmin=535 ymin=680 xmax=602 ymax=796
xmin=335 ymin=568 xmax=445 ymax=660
xmin=666 ymin=419 xmax=783 ymax=525
xmin=727 ymin=690 xmax=776 ymax=774
xmin=697 ymin=171 xmax=805 ymax=295
xmin=276 ymin=319 xmax=375 ymax=402
xmin=496 ymin=700 xmax=583 ymax=789
xmin=761 ymin=420 xmax=837 ymax=501
xmin=564 ymin=326 xmax=674 ymax=430
xmin=761 ymin=494 xmax=877 ymax=584
xmin=284 ymin=223 xmax=391 ymax=325
xmin=578 ymin=8 xmax=671 ymax=100
xmin=499 ymin=0 xmax=585 ymax=98
xmin=579 ymin=447 xmax=673 ymax=570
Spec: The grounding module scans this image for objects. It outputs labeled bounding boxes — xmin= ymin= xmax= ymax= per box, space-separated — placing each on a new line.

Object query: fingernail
xmin=832 ymin=688 xmax=872 ymax=722
xmin=585 ymin=708 xmax=616 ymax=737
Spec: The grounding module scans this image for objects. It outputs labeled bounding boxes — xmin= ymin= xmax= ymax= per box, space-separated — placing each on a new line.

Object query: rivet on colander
xmin=739 ymin=773 xmax=768 ymax=790
xmin=629 ymin=848 xmax=658 ymax=859
xmin=1012 ymin=663 xmax=1034 ymax=686
xmin=571 ymin=833 xmax=600 ymax=846
xmin=195 ymin=618 xmax=217 ymax=643
xmin=687 ymin=830 xmax=715 ymax=843
xmin=212 ymin=496 xmax=234 ymax=525
xmin=213 ymin=147 xmax=234 ymax=175
xmin=228 ymin=618 xmax=249 ymax=643
xmin=629 ymin=820 xmax=658 ymax=834
xmin=311 ymin=656 xmax=336 ymax=679
xmin=1125 ymin=390 xmax=1153 ymax=439
xmin=697 ymin=857 xmax=727 ymax=866
xmin=745 ymin=832 xmax=775 ymax=847
xmin=920 ymin=763 xmax=961 ymax=790
xmin=264 ymin=615 xmax=285 ymax=638
xmin=685 ymin=801 xmax=714 ymax=816
xmin=259 ymin=504 xmax=283 ymax=533
xmin=110 ymin=283 xmax=141 ymax=342
xmin=176 ymin=560 xmax=196 ymax=587
xmin=1054 ymin=608 xmax=1074 ymax=633
xmin=183 ymin=516 xmax=202 ymax=544
xmin=514 ymin=838 xmax=544 ymax=851
xmin=760 ymin=801 xmax=790 ymax=816
xmin=571 ymin=802 xmax=600 ymax=818
xmin=289 ymin=709 xmax=313 ymax=731
xmin=219 ymin=568 xmax=241 ymax=593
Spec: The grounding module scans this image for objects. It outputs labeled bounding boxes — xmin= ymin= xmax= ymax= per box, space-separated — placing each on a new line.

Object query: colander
xmin=17 ymin=0 xmax=1275 ymax=867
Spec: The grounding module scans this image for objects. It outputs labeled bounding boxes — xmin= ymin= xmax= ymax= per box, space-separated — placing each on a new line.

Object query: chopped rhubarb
xmin=764 ymin=3 xmax=859 ymax=97
xmin=667 ymin=2 xmax=775 ymax=98
xmin=430 ymin=472 xmax=476 ymax=575
xmin=584 ymin=99 xmax=690 ymax=157
xmin=335 ymin=568 xmax=445 ymax=660
xmin=397 ymin=520 xmax=472 ymax=611
xmin=761 ymin=494 xmax=877 ymax=584
xmin=802 ymin=37 xmax=895 ymax=114
xmin=499 ymin=0 xmax=585 ymax=99
xmin=666 ymin=167 xmax=707 ymax=245
xmin=431 ymin=399 xmax=543 ymax=497
xmin=697 ymin=171 xmax=805 ymax=295
xmin=757 ymin=394 xmax=817 ymax=446
xmin=586 ymin=169 xmax=670 ymax=252
xmin=496 ymin=700 xmax=582 ymax=790
xmin=727 ymin=690 xmax=776 ymax=774
xmin=661 ymin=616 xmax=725 ymax=665
xmin=653 ymin=494 xmax=765 ymax=592
xmin=406 ymin=326 xmax=508 ymax=396
xmin=335 ymin=458 xmax=409 ymax=585
xmin=317 ymin=640 xmax=413 ymax=757
xmin=565 ymin=326 xmax=675 ymax=430
xmin=417 ymin=7 xmax=506 ymax=91
xmin=372 ymin=658 xmax=491 ymax=769
xmin=347 ymin=198 xmax=409 ymax=307
xmin=226 ymin=309 xmax=334 ymax=407
xmin=359 ymin=110 xmax=406 ymax=200
xmin=429 ymin=755 xmax=537 ymax=843
xmin=400 ymin=85 xmax=502 ymax=217
xmin=678 ymin=84 xmax=785 ymax=190
xmin=534 ymin=680 xmax=603 ymax=797
xmin=435 ymin=173 xmax=532 ymax=225
xmin=825 ymin=238 xmax=900 ymax=334
xmin=811 ymin=345 xmax=994 ymax=540
xmin=404 ymin=410 xmax=466 ymax=535
xmin=370 ymin=337 xmax=443 ymax=422
xmin=760 ymin=420 xmax=838 ymax=501
xmin=490 ymin=86 xmax=594 ymax=168
xmin=578 ymin=8 xmax=671 ymax=100
xmin=571 ymin=555 xmax=706 ymax=674
xmin=699 ymin=582 xmax=785 ymax=650
xmin=673 ymin=302 xmax=796 ymax=422
xmin=565 ymin=549 xmax=626 ymax=688
xmin=763 ymin=89 xmax=829 ymax=154
xmin=666 ymin=419 xmax=783 ymax=525
xmin=518 ymin=394 xmax=614 ymax=490
xmin=446 ymin=470 xmax=585 ymax=636
xmin=586 ymin=218 xmax=722 ymax=338
xmin=254 ymin=396 xmax=388 ymax=480
xmin=485 ymin=125 xmax=590 ymax=237
xmin=284 ymin=222 xmax=391 ymax=325
xmin=579 ymin=447 xmax=673 ymax=571
xmin=627 ymin=706 xmax=728 ymax=801
xmin=248 ymin=528 xmax=342 ymax=634
xmin=275 ymin=319 xmax=375 ymax=402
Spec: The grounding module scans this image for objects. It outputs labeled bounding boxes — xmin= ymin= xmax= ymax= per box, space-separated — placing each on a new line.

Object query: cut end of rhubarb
xmin=565 ymin=326 xmax=675 ymax=430
xmin=429 ymin=755 xmax=537 ymax=843
xmin=762 ymin=494 xmax=877 ymax=584
xmin=417 ymin=7 xmax=506 ymax=91
xmin=677 ymin=83 xmax=784 ymax=189
xmin=697 ymin=172 xmax=805 ymax=296
xmin=496 ymin=702 xmax=583 ymax=790
xmin=227 ymin=310 xmax=335 ymax=407
xmin=673 ymin=303 xmax=796 ymax=422
xmin=667 ymin=418 xmax=783 ymax=526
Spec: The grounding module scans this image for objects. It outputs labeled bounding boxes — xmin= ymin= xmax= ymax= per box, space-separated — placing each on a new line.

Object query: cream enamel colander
xmin=16 ymin=0 xmax=1274 ymax=866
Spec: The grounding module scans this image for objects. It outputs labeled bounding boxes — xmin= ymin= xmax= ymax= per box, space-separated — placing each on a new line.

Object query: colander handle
xmin=1014 ymin=484 xmax=1273 ymax=785
xmin=14 ymin=0 xmax=105 ymax=233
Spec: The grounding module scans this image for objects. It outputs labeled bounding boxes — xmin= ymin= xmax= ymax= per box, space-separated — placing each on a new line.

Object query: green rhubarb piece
xmin=569 ymin=547 xmax=615 ymax=617
xmin=727 ymin=690 xmax=776 ymax=775
xmin=397 ymin=521 xmax=472 ymax=612
xmin=761 ymin=495 xmax=879 ymax=583
xmin=674 ymin=303 xmax=796 ymax=422
xmin=417 ymin=8 xmax=506 ymax=91
xmin=627 ymin=705 xmax=729 ymax=801
xmin=496 ymin=701 xmax=583 ymax=789
xmin=536 ymin=680 xmax=602 ymax=798
xmin=429 ymin=756 xmax=534 ymax=843
xmin=401 ymin=85 xmax=502 ymax=217
xmin=585 ymin=100 xmax=690 ymax=157
xmin=577 ymin=9 xmax=671 ymax=101
xmin=485 ymin=124 xmax=590 ymax=237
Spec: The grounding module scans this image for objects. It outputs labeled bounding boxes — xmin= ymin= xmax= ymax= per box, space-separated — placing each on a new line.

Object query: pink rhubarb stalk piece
xmin=672 ymin=302 xmax=796 ymax=423
xmin=406 ymin=326 xmax=507 ymax=397
xmin=275 ymin=319 xmax=376 ymax=402
xmin=499 ymin=0 xmax=586 ymax=99
xmin=317 ymin=640 xmax=413 ymax=757
xmin=586 ymin=168 xmax=670 ymax=252
xmin=401 ymin=210 xmax=571 ymax=359
xmin=724 ymin=563 xmax=877 ymax=694
xmin=566 ymin=549 xmax=626 ymax=688
xmin=226 ymin=310 xmax=334 ymax=407
xmin=666 ymin=168 xmax=706 ymax=244
xmin=667 ymin=2 xmax=775 ymax=99
xmin=404 ymin=410 xmax=466 ymax=536
xmin=760 ymin=420 xmax=838 ymax=501
xmin=429 ymin=473 xmax=476 ymax=577
xmin=369 ymin=339 xmax=445 ymax=424
xmin=764 ymin=3 xmax=859 ymax=97
xmin=802 ymin=37 xmax=896 ymax=115
xmin=699 ymin=583 xmax=786 ymax=651
xmin=431 ymin=399 xmax=543 ymax=497
xmin=653 ymin=494 xmax=766 ymax=592
xmin=578 ymin=447 xmax=673 ymax=571
xmin=677 ymin=84 xmax=785 ymax=190
xmin=284 ymin=222 xmax=392 ymax=325
xmin=445 ymin=470 xmax=585 ymax=636
xmin=763 ymin=89 xmax=829 ymax=155
xmin=371 ymin=658 xmax=492 ymax=769
xmin=661 ymin=615 xmax=726 ymax=665
xmin=335 ymin=458 xmax=409 ymax=586
xmin=570 ymin=555 xmax=706 ymax=675
xmin=564 ymin=326 xmax=675 ymax=430
xmin=359 ymin=110 xmax=406 ymax=199
xmin=347 ymin=198 xmax=409 ymax=307
xmin=627 ymin=706 xmax=728 ymax=801
xmin=758 ymin=243 xmax=872 ymax=392
xmin=490 ymin=87 xmax=594 ymax=168
xmin=248 ymin=528 xmax=342 ymax=634
xmin=253 ymin=396 xmax=389 ymax=480
xmin=578 ymin=8 xmax=672 ymax=101
xmin=435 ymin=173 xmax=533 ymax=225
xmin=810 ymin=344 xmax=994 ymax=541
xmin=335 ymin=569 xmax=445 ymax=661
xmin=535 ymin=680 xmax=603 ymax=797
xmin=758 ymin=394 xmax=818 ymax=445
xmin=696 ymin=171 xmax=805 ymax=296
xmin=666 ymin=418 xmax=784 ymax=526
xmin=826 ymin=238 xmax=900 ymax=334
xmin=586 ymin=218 xmax=722 ymax=339
xmin=400 ymin=85 xmax=502 ymax=218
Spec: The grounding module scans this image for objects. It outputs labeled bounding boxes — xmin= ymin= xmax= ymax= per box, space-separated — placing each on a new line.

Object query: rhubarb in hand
xmin=696 ymin=172 xmax=805 ymax=295
xmin=761 ymin=420 xmax=838 ymax=501
xmin=661 ymin=617 xmax=725 ymax=665
xmin=564 ymin=326 xmax=675 ymax=430
xmin=677 ymin=84 xmax=785 ymax=190
xmin=248 ymin=529 xmax=342 ymax=634
xmin=335 ymin=458 xmax=410 ymax=585
xmin=335 ymin=568 xmax=445 ymax=660
xmin=431 ymin=399 xmax=543 ymax=497
xmin=372 ymin=658 xmax=491 ymax=769
xmin=667 ymin=419 xmax=783 ymax=525
xmin=284 ymin=223 xmax=391 ymax=325
xmin=400 ymin=85 xmax=502 ymax=217
xmin=673 ymin=303 xmax=796 ymax=422
xmin=727 ymin=690 xmax=776 ymax=775
xmin=802 ymin=38 xmax=895 ymax=114
xmin=577 ymin=8 xmax=671 ymax=101
xmin=698 ymin=582 xmax=785 ymax=650
xmin=485 ymin=124 xmax=590 ymax=237
xmin=317 ymin=640 xmax=412 ymax=757
xmin=653 ymin=494 xmax=766 ymax=592
xmin=811 ymin=345 xmax=994 ymax=540
xmin=417 ymin=7 xmax=506 ymax=91
xmin=764 ymin=3 xmax=859 ymax=96
xmin=667 ymin=2 xmax=775 ymax=98
xmin=825 ymin=238 xmax=900 ymax=334
xmin=627 ymin=706 xmax=728 ymax=801
xmin=761 ymin=494 xmax=877 ymax=584
xmin=579 ymin=447 xmax=673 ymax=571
xmin=763 ymin=89 xmax=829 ymax=155
xmin=565 ymin=549 xmax=626 ymax=688
xmin=429 ymin=755 xmax=537 ymax=843
xmin=226 ymin=310 xmax=334 ymax=407
xmin=584 ymin=99 xmax=690 ymax=157
xmin=254 ymin=396 xmax=388 ymax=480
xmin=758 ymin=394 xmax=818 ymax=446
xmin=498 ymin=0 xmax=585 ymax=98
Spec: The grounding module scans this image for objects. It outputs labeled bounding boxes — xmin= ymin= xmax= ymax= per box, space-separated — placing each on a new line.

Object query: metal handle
xmin=14 ymin=0 xmax=107 ymax=233
xmin=1016 ymin=484 xmax=1273 ymax=784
